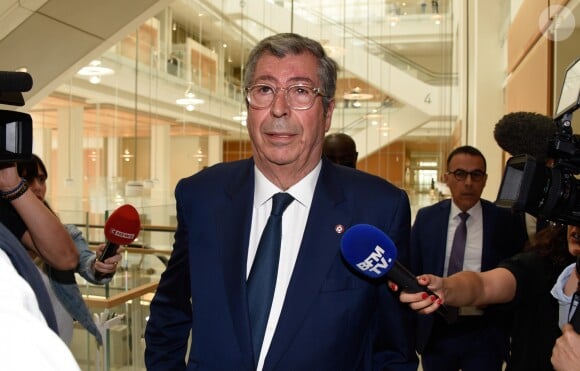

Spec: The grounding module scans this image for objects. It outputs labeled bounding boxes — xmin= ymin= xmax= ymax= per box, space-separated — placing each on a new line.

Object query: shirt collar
xmin=254 ymin=160 xmax=322 ymax=208
xmin=551 ymin=262 xmax=577 ymax=304
xmin=450 ymin=200 xmax=481 ymax=218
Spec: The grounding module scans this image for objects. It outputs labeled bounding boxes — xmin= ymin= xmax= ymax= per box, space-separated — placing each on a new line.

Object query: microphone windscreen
xmin=0 ymin=71 xmax=33 ymax=92
xmin=104 ymin=204 xmax=141 ymax=245
xmin=493 ymin=111 xmax=555 ymax=161
xmin=340 ymin=224 xmax=397 ymax=279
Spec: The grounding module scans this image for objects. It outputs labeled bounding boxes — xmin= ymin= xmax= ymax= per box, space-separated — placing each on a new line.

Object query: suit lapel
xmin=264 ymin=162 xmax=351 ymax=369
xmin=218 ymin=160 xmax=255 ymax=370
xmin=434 ymin=200 xmax=451 ymax=276
xmin=429 ymin=200 xmax=451 ymax=276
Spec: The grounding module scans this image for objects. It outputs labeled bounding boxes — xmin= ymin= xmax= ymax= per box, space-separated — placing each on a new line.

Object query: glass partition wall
xmin=24 ymin=1 xmax=460 ymax=369
xmin=29 ymin=0 xmax=459 ymax=230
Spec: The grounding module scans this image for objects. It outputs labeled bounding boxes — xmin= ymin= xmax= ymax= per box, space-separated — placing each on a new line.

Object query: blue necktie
xmin=247 ymin=192 xmax=294 ymax=365
xmin=446 ymin=212 xmax=469 ymax=323
xmin=448 ymin=212 xmax=469 ymax=276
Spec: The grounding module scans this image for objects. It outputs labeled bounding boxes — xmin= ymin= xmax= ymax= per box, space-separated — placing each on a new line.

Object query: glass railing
xmin=58 ymin=204 xmax=177 ymax=252
xmin=42 ymin=0 xmax=458 ymax=229
xmin=66 ymin=217 xmax=174 ymax=370
xmin=53 ymin=208 xmax=174 ymax=369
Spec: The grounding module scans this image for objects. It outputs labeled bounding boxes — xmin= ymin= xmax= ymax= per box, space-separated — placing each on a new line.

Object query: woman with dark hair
xmin=16 ymin=154 xmax=123 ymax=346
xmin=0 ymin=163 xmax=78 ymax=271
xmin=395 ymin=224 xmax=578 ymax=371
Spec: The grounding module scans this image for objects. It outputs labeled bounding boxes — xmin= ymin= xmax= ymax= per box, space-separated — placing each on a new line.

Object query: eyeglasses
xmin=245 ymin=84 xmax=325 ymax=110
xmin=447 ymin=169 xmax=486 ymax=182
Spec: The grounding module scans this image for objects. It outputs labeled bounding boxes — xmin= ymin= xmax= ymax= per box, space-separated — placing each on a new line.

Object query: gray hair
xmin=244 ymin=33 xmax=338 ymax=114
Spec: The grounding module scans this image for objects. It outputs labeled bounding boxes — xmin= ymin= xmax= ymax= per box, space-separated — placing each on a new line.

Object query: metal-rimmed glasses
xmin=447 ymin=169 xmax=486 ymax=182
xmin=245 ymin=84 xmax=325 ymax=110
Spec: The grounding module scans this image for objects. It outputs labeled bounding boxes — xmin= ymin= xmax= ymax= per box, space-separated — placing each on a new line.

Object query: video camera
xmin=496 ymin=58 xmax=580 ymax=225
xmin=0 ymin=71 xmax=34 ymax=163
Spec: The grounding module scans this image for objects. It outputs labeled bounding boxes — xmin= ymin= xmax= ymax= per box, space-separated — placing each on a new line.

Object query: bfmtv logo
xmin=355 ymin=245 xmax=393 ymax=276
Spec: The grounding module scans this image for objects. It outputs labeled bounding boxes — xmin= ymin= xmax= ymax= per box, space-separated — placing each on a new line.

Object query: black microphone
xmin=493 ymin=111 xmax=555 ymax=161
xmin=340 ymin=224 xmax=447 ymax=317
xmin=0 ymin=71 xmax=33 ymax=92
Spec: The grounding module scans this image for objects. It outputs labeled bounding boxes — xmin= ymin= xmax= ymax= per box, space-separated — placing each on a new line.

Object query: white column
xmin=106 ymin=137 xmax=118 ymax=178
xmin=207 ymin=135 xmax=223 ymax=166
xmin=466 ymin=0 xmax=507 ymax=201
xmin=150 ymin=125 xmax=170 ymax=199
xmin=170 ymin=136 xmax=201 ymax=183
xmin=32 ymin=126 xmax=51 ymax=158
xmin=56 ymin=106 xmax=84 ymax=213
xmin=147 ymin=125 xmax=172 ymax=249
xmin=32 ymin=126 xmax=54 ymax=202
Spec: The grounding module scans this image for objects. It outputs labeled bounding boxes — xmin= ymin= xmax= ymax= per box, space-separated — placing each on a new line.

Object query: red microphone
xmin=95 ymin=204 xmax=141 ymax=279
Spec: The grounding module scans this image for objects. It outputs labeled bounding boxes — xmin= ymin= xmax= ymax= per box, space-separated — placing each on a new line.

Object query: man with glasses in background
xmin=409 ymin=145 xmax=528 ymax=371
xmin=145 ymin=33 xmax=417 ymax=370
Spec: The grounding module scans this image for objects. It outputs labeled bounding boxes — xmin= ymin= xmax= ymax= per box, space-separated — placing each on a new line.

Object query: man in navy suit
xmin=410 ymin=145 xmax=527 ymax=371
xmin=144 ymin=33 xmax=418 ymax=370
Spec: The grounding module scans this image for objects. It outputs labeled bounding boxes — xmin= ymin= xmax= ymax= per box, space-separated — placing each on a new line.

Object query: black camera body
xmin=496 ymin=58 xmax=580 ymax=225
xmin=0 ymin=71 xmax=34 ymax=163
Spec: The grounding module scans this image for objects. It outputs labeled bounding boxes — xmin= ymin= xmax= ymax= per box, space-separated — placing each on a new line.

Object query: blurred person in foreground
xmin=16 ymin=154 xmax=123 ymax=345
xmin=145 ymin=33 xmax=417 ymax=370
xmin=323 ymin=132 xmax=358 ymax=168
xmin=397 ymin=223 xmax=577 ymax=371
xmin=550 ymin=225 xmax=580 ymax=370
xmin=0 ymin=222 xmax=79 ymax=370
xmin=551 ymin=324 xmax=580 ymax=370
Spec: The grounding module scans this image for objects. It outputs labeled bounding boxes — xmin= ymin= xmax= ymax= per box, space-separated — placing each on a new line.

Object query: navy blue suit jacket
xmin=410 ymin=198 xmax=528 ymax=353
xmin=145 ymin=158 xmax=418 ymax=370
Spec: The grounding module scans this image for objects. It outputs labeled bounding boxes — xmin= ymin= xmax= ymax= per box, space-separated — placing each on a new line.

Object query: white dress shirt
xmin=247 ymin=161 xmax=321 ymax=370
xmin=444 ymin=201 xmax=483 ymax=276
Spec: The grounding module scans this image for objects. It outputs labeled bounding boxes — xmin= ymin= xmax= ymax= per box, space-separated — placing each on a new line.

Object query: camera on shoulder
xmin=496 ymin=58 xmax=580 ymax=225
xmin=0 ymin=71 xmax=34 ymax=163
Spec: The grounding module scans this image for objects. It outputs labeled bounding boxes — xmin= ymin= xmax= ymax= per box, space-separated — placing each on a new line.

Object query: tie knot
xmin=271 ymin=192 xmax=294 ymax=216
xmin=458 ymin=212 xmax=469 ymax=222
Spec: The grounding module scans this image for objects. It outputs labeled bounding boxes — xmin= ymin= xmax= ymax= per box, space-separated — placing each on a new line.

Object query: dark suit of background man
xmin=144 ymin=33 xmax=418 ymax=370
xmin=323 ymin=132 xmax=358 ymax=168
xmin=410 ymin=145 xmax=527 ymax=371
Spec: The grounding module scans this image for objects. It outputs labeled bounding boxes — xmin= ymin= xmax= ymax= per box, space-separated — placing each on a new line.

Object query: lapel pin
xmin=335 ymin=224 xmax=345 ymax=234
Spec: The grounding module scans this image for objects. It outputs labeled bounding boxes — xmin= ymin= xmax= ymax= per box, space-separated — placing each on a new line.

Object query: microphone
xmin=493 ymin=111 xmax=555 ymax=162
xmin=0 ymin=71 xmax=33 ymax=92
xmin=95 ymin=204 xmax=141 ymax=280
xmin=340 ymin=224 xmax=447 ymax=317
